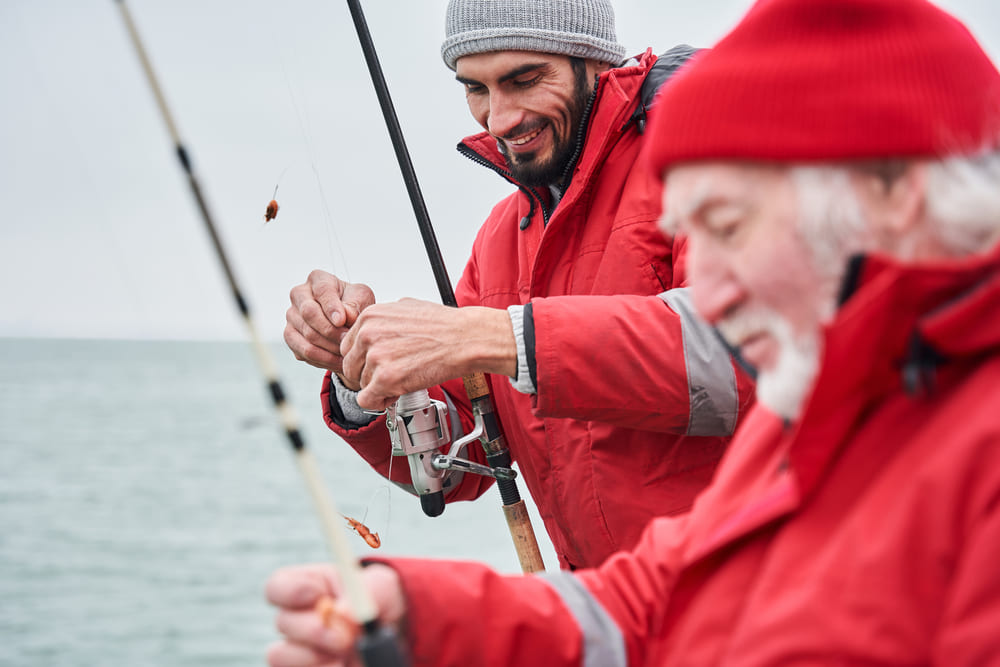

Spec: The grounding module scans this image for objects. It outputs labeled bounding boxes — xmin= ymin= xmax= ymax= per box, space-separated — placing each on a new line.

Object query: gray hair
xmin=789 ymin=167 xmax=872 ymax=279
xmin=924 ymin=149 xmax=1000 ymax=257
xmin=790 ymin=148 xmax=1000 ymax=265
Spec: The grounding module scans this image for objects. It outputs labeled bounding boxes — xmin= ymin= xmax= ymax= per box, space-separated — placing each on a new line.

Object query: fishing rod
xmin=113 ymin=3 xmax=406 ymax=664
xmin=344 ymin=0 xmax=545 ymax=574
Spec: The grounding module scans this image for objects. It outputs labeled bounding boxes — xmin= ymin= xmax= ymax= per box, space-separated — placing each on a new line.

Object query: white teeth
xmin=509 ymin=127 xmax=543 ymax=146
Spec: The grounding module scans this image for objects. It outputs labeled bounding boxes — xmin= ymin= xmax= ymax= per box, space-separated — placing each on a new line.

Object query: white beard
xmin=754 ymin=316 xmax=820 ymax=421
xmin=718 ymin=306 xmax=821 ymax=422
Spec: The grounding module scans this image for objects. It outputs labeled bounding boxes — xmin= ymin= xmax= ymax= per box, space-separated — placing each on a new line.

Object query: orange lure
xmin=263 ymin=199 xmax=279 ymax=222
xmin=314 ymin=595 xmax=360 ymax=641
xmin=344 ymin=515 xmax=381 ymax=549
xmin=263 ymin=183 xmax=280 ymax=222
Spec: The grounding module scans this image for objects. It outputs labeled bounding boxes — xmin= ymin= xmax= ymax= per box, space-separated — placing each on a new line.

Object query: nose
xmin=686 ymin=236 xmax=745 ymax=326
xmin=487 ymin=90 xmax=525 ymax=139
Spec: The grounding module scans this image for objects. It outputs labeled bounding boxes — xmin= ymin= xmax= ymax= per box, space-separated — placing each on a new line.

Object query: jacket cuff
xmin=328 ymin=373 xmax=379 ymax=429
xmin=507 ymin=304 xmax=537 ymax=395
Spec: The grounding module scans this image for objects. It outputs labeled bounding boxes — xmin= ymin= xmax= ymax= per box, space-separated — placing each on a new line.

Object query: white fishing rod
xmin=113 ymin=2 xmax=406 ymax=664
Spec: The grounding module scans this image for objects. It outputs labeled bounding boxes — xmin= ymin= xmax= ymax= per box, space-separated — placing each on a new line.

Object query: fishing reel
xmin=385 ymin=389 xmax=516 ymax=517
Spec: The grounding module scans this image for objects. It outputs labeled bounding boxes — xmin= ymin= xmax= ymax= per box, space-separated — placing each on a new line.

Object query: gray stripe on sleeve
xmin=538 ymin=571 xmax=626 ymax=667
xmin=660 ymin=288 xmax=739 ymax=436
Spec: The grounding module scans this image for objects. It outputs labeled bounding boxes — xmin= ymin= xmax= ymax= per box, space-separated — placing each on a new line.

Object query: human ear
xmin=882 ymin=162 xmax=926 ymax=235
xmin=852 ymin=162 xmax=927 ymax=254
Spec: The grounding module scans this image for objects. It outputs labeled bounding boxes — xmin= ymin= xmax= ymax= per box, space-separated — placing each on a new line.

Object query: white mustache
xmin=716 ymin=306 xmax=780 ymax=349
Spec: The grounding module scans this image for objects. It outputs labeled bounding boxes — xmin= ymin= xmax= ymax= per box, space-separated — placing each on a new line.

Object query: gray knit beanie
xmin=441 ymin=0 xmax=627 ymax=71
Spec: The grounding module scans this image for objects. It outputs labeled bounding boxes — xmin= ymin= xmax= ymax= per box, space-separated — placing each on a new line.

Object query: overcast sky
xmin=3 ymin=0 xmax=998 ymax=342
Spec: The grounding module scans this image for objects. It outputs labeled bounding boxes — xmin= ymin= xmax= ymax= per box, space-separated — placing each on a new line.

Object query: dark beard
xmin=499 ymin=61 xmax=591 ymax=188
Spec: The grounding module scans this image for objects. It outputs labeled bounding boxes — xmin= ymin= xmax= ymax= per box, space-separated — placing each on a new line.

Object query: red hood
xmin=827 ymin=241 xmax=1000 ymax=399
xmin=789 ymin=241 xmax=1000 ymax=498
xmin=458 ymin=49 xmax=659 ymax=185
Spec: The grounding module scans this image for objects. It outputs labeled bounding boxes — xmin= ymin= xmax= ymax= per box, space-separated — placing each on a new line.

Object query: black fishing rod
xmin=113 ymin=2 xmax=406 ymax=664
xmin=345 ymin=0 xmax=545 ymax=573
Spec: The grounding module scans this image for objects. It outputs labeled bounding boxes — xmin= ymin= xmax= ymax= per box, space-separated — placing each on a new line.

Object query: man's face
xmin=662 ymin=163 xmax=859 ymax=420
xmin=455 ymin=51 xmax=594 ymax=187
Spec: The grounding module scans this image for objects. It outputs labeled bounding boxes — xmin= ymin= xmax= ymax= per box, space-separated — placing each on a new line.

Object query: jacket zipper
xmin=457 ymin=142 xmax=550 ymax=227
xmin=557 ymin=75 xmax=603 ymax=186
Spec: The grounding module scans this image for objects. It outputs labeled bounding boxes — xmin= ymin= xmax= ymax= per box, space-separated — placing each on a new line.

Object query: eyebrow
xmin=455 ymin=62 xmax=549 ymax=86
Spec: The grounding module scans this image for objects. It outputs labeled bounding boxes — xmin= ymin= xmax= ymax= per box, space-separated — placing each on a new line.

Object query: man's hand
xmin=340 ymin=299 xmax=517 ymax=411
xmin=284 ymin=270 xmax=376 ymax=388
xmin=265 ymin=563 xmax=407 ymax=667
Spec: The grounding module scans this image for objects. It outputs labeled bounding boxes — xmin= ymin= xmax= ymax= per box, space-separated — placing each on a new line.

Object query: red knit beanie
xmin=645 ymin=0 xmax=1000 ymax=173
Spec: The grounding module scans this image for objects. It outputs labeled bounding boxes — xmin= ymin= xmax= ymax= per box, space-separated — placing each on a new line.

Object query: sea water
xmin=0 ymin=338 xmax=556 ymax=666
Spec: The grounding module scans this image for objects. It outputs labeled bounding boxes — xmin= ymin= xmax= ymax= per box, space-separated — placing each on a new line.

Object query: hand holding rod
xmin=344 ymin=0 xmax=545 ymax=574
xmin=114 ymin=2 xmax=406 ymax=663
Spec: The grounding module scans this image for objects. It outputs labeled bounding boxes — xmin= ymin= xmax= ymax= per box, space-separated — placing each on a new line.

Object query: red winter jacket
xmin=323 ymin=49 xmax=753 ymax=569
xmin=388 ymin=243 xmax=1000 ymax=665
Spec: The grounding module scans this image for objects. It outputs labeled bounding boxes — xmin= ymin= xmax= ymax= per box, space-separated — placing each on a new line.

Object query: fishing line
xmin=360 ymin=450 xmax=394 ymax=536
xmin=274 ymin=23 xmax=403 ymax=532
xmin=277 ymin=51 xmax=399 ymax=536
xmin=278 ymin=56 xmax=352 ymax=282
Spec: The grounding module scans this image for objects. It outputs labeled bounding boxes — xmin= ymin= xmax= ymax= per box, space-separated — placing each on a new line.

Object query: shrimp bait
xmin=263 ymin=183 xmax=279 ymax=222
xmin=344 ymin=515 xmax=381 ymax=549
xmin=314 ymin=595 xmax=359 ymax=641
xmin=263 ymin=199 xmax=279 ymax=222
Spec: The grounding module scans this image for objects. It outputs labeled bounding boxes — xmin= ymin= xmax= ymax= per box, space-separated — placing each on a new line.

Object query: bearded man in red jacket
xmin=284 ymin=0 xmax=753 ymax=571
xmin=267 ymin=0 xmax=1000 ymax=664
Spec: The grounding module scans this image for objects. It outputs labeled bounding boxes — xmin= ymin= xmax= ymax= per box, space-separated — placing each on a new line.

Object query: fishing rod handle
xmin=503 ymin=501 xmax=546 ymax=574
xmin=464 ymin=372 xmax=546 ymax=573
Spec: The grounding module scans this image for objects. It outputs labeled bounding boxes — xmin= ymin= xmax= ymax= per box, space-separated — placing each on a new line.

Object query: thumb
xmin=341 ymin=301 xmax=363 ymax=328
xmin=356 ymin=386 xmax=392 ymax=413
xmin=329 ymin=307 xmax=347 ymax=327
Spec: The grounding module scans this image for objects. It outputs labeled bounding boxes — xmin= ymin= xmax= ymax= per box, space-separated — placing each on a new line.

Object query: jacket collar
xmin=457 ymin=49 xmax=659 ymax=189
xmin=789 ymin=241 xmax=1000 ymax=498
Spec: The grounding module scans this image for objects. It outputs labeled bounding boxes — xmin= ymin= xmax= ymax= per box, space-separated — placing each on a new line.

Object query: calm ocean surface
xmin=0 ymin=338 xmax=557 ymax=666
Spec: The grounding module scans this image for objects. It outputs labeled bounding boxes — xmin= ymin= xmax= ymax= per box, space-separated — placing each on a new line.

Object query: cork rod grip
xmin=503 ymin=501 xmax=546 ymax=573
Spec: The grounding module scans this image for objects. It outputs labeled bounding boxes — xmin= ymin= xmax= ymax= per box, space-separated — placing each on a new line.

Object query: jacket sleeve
xmin=529 ymin=289 xmax=754 ymax=435
xmin=320 ymin=372 xmax=496 ymax=502
xmin=377 ymin=514 xmax=689 ymax=666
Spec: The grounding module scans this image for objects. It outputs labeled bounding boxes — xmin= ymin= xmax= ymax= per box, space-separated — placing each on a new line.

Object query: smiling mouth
xmin=505 ymin=123 xmax=546 ymax=148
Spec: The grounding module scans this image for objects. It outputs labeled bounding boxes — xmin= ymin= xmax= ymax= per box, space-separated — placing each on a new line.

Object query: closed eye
xmin=456 ymin=74 xmax=486 ymax=95
xmin=703 ymin=210 xmax=748 ymax=243
xmin=708 ymin=220 xmax=741 ymax=241
xmin=512 ymin=75 xmax=541 ymax=89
